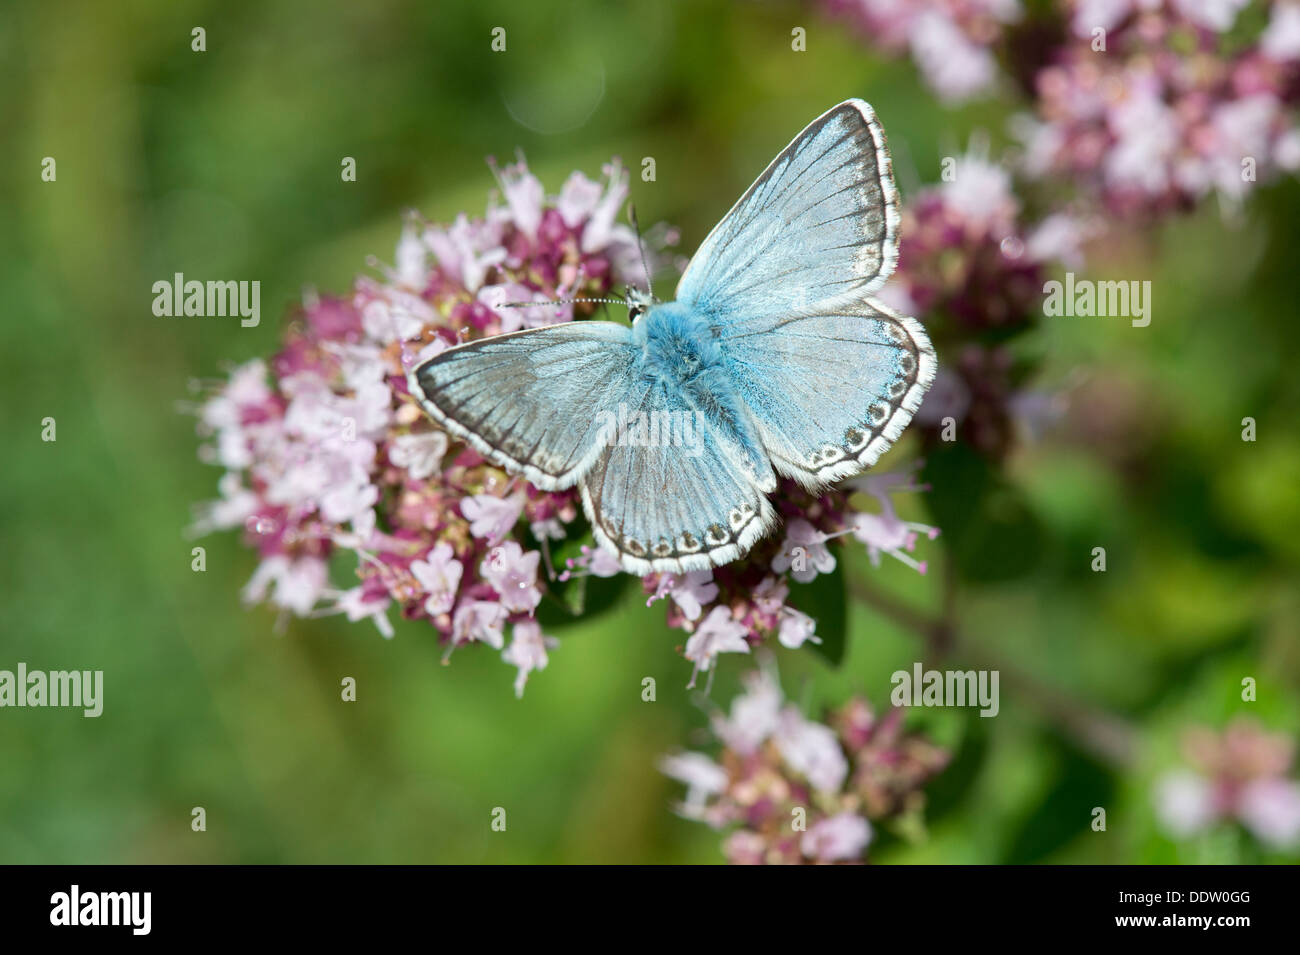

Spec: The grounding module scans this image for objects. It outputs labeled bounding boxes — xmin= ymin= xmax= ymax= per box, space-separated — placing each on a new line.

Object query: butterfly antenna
xmin=628 ymin=204 xmax=654 ymax=298
xmin=496 ymin=297 xmax=625 ymax=309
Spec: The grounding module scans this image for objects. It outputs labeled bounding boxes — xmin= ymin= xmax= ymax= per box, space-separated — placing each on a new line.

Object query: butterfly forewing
xmin=674 ymin=99 xmax=900 ymax=319
xmin=677 ymin=98 xmax=933 ymax=491
xmin=409 ymin=322 xmax=637 ymax=491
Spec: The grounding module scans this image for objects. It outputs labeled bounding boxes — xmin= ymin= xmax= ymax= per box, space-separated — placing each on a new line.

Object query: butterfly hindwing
xmin=409 ymin=322 xmax=636 ymax=491
xmin=674 ymin=99 xmax=900 ymax=319
xmin=719 ymin=299 xmax=936 ymax=487
xmin=578 ymin=376 xmax=776 ymax=574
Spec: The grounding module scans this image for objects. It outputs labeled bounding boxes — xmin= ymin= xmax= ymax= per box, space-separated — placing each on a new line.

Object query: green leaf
xmin=922 ymin=710 xmax=988 ymax=821
xmin=923 ymin=443 xmax=1044 ymax=583
xmin=1003 ymin=739 xmax=1114 ymax=863
xmin=788 ymin=561 xmax=848 ymax=667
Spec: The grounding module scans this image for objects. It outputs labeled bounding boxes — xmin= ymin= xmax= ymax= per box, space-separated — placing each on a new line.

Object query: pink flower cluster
xmin=609 ymin=466 xmax=940 ymax=689
xmin=190 ymin=158 xmax=649 ymax=696
xmin=822 ymin=1 xmax=1300 ymax=217
xmin=1155 ymin=719 xmax=1300 ymax=850
xmin=822 ymin=0 xmax=1024 ymax=102
xmin=1017 ymin=1 xmax=1300 ymax=216
xmin=879 ymin=149 xmax=1082 ymax=458
xmin=192 ymin=155 xmax=941 ymax=693
xmin=661 ymin=664 xmax=950 ymax=864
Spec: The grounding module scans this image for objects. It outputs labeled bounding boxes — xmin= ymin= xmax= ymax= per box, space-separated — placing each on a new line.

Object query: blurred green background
xmin=1 ymin=0 xmax=1297 ymax=863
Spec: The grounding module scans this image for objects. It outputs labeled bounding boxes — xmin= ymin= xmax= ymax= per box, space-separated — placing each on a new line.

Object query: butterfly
xmin=409 ymin=99 xmax=935 ymax=575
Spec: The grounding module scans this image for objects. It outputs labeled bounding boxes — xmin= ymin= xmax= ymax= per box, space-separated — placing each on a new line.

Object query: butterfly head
xmin=625 ymin=285 xmax=657 ymax=324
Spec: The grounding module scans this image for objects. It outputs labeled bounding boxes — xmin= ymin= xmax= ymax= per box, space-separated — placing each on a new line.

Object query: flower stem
xmin=847 ymin=566 xmax=1137 ymax=768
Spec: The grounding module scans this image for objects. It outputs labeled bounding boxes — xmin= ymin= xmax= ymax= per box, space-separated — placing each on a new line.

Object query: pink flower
xmin=188 ymin=471 xmax=259 ymax=536
xmin=1238 ymin=778 xmax=1300 ymax=849
xmin=388 ymin=431 xmax=448 ymax=480
xmin=578 ymin=159 xmax=631 ymax=254
xmin=908 ymin=9 xmax=1000 ymax=102
xmin=422 ymin=212 xmax=506 ymax=293
xmin=1262 ymin=4 xmax=1300 ymax=60
xmin=492 ymin=158 xmax=545 ymax=240
xmin=775 ymin=707 xmax=849 ymax=793
xmin=481 ymin=541 xmax=542 ymax=614
xmin=359 ymin=290 xmax=432 ymax=342
xmin=1071 ymin=0 xmax=1133 ymax=34
xmin=501 ymin=620 xmax=558 ymax=697
xmin=559 ymin=543 xmax=623 ymax=580
xmin=326 ymin=586 xmax=395 ymax=639
xmin=683 ymin=606 xmax=752 ymax=688
xmin=940 ymin=152 xmax=1019 ymax=237
xmin=393 ymin=222 xmax=428 ymax=289
xmin=1155 ymin=771 xmax=1217 ymax=837
xmin=752 ymin=576 xmax=789 ymax=617
xmin=802 ymin=812 xmax=873 ymax=863
xmin=461 ymin=491 xmax=526 ymax=543
xmin=1016 ymin=4 xmax=1300 ymax=217
xmin=660 ymin=570 xmax=719 ymax=622
xmin=847 ymin=469 xmax=939 ymax=575
xmin=1025 ymin=213 xmax=1095 ymax=270
xmin=242 ymin=555 xmax=329 ymax=616
xmin=1154 ymin=720 xmax=1300 ymax=849
xmin=529 ymin=518 xmax=566 ymax=542
xmin=319 ymin=475 xmax=379 ymax=531
xmin=770 ymin=519 xmax=836 ymax=583
xmin=451 ymin=600 xmax=508 ymax=651
xmin=849 ymin=513 xmax=931 ymax=575
xmin=556 ymin=170 xmax=605 ymax=226
xmin=642 ymin=470 xmax=938 ymax=665
xmin=411 ymin=338 xmax=449 ymax=367
xmin=711 ymin=667 xmax=783 ymax=755
xmin=664 ymin=662 xmax=949 ymax=864
xmin=199 ymin=359 xmax=272 ymax=434
xmin=723 ymin=831 xmax=770 ymax=864
xmin=410 ymin=542 xmax=464 ymax=616
xmin=777 ymin=608 xmax=821 ymax=649
xmin=585 ymin=547 xmax=623 ymax=577
xmin=659 ymin=752 xmax=729 ymax=817
xmin=821 ymin=0 xmax=1020 ymax=103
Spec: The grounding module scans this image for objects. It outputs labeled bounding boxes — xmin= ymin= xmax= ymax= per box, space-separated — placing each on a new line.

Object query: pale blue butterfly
xmin=409 ymin=100 xmax=936 ymax=575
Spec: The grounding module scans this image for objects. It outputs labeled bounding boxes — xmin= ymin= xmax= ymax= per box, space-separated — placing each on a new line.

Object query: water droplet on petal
xmin=245 ymin=515 xmax=278 ymax=535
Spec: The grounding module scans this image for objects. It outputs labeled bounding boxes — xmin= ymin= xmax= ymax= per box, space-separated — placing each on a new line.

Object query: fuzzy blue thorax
xmin=633 ymin=302 xmax=767 ymax=479
xmin=633 ymin=302 xmax=722 ymax=385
